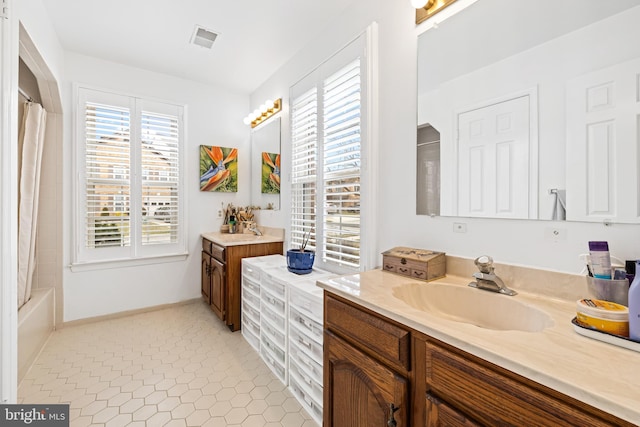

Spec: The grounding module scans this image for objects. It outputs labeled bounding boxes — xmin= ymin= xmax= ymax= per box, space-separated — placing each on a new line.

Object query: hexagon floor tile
xmin=19 ymin=301 xmax=318 ymax=426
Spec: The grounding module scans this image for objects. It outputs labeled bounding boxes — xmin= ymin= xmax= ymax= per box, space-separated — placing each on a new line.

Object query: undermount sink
xmin=392 ymin=282 xmax=554 ymax=332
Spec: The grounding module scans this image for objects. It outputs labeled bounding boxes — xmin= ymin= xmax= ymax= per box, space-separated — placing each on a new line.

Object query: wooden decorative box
xmin=381 ymin=247 xmax=446 ymax=281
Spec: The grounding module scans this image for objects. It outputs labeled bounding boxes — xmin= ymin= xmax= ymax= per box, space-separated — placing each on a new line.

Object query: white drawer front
xmin=289 ymin=344 xmax=323 ymax=385
xmin=289 ymin=285 xmax=323 ymax=324
xmin=289 ymin=306 xmax=322 ymax=345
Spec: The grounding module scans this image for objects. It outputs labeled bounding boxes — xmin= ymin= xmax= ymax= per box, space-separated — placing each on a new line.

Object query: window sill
xmin=70 ymin=252 xmax=189 ymax=272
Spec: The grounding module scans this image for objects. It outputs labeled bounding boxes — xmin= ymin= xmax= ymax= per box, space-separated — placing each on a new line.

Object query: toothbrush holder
xmin=586 ymin=276 xmax=629 ymax=306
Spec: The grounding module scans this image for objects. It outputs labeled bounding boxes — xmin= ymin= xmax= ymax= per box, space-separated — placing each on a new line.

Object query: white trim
xmin=70 ymin=252 xmax=189 ymax=273
xmin=0 ymin=0 xmax=18 ymax=403
xmin=452 ymin=86 xmax=539 ymax=219
xmin=362 ymin=22 xmax=379 ymax=271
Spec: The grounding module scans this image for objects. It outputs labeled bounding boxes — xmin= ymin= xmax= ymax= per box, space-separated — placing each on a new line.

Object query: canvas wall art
xmin=261 ymin=152 xmax=280 ymax=194
xmin=200 ymin=145 xmax=238 ymax=192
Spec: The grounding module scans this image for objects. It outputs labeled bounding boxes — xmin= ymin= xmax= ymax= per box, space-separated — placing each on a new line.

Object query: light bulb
xmin=265 ymin=99 xmax=274 ymax=109
xmin=243 ymin=117 xmax=251 ymax=125
xmin=259 ymin=104 xmax=267 ymax=112
xmin=253 ymin=109 xmax=260 ymax=117
xmin=410 ymin=0 xmax=428 ymax=8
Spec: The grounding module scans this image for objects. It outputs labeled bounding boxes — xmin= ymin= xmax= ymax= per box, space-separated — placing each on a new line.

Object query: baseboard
xmin=61 ymin=298 xmax=203 ymax=328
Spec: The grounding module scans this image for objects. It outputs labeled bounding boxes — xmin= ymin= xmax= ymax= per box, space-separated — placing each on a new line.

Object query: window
xmin=75 ymin=87 xmax=186 ymax=265
xmin=290 ymin=28 xmax=377 ymax=273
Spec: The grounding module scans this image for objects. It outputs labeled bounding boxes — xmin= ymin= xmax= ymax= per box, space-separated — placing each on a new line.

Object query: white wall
xmin=250 ymin=0 xmax=640 ymax=275
xmin=16 ymin=0 xmax=64 ymax=86
xmin=61 ymin=53 xmax=250 ymax=321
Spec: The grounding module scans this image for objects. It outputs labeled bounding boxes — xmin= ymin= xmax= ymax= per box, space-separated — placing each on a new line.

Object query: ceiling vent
xmin=190 ymin=25 xmax=218 ymax=49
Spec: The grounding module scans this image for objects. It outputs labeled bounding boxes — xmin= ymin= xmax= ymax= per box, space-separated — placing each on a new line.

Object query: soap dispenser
xmin=629 ymin=260 xmax=640 ymax=342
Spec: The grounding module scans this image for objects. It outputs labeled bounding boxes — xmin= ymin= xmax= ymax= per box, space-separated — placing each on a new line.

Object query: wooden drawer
xmin=425 ymin=341 xmax=624 ymax=427
xmin=325 ymin=294 xmax=410 ymax=371
xmin=202 ymin=238 xmax=225 ymax=261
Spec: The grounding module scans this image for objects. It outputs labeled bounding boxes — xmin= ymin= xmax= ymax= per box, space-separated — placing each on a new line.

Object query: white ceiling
xmin=42 ymin=0 xmax=358 ymax=94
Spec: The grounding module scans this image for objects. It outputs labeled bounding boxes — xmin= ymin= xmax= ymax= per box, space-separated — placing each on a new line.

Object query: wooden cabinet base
xmin=323 ymin=292 xmax=633 ymax=427
xmin=324 ymin=331 xmax=408 ymax=427
xmin=201 ymin=238 xmax=282 ymax=332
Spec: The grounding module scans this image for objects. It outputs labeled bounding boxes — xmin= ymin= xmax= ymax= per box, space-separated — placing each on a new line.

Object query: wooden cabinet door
xmin=426 ymin=393 xmax=481 ymax=427
xmin=324 ymin=331 xmax=408 ymax=427
xmin=201 ymin=252 xmax=211 ymax=304
xmin=210 ymin=257 xmax=225 ymax=321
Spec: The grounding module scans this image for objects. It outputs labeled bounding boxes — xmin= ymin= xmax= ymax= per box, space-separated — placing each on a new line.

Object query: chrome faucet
xmin=248 ymin=226 xmax=262 ymax=236
xmin=468 ymin=255 xmax=517 ymax=296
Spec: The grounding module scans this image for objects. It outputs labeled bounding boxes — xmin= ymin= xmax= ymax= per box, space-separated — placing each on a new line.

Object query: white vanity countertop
xmin=317 ymin=269 xmax=640 ymax=425
xmin=202 ymin=227 xmax=284 ymax=247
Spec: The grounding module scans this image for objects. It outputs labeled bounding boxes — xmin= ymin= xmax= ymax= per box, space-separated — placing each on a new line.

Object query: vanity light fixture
xmin=243 ymin=98 xmax=282 ymax=129
xmin=413 ymin=0 xmax=458 ymax=24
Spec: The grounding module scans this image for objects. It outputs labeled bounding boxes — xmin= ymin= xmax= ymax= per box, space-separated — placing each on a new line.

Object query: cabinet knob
xmin=387 ymin=403 xmax=399 ymax=427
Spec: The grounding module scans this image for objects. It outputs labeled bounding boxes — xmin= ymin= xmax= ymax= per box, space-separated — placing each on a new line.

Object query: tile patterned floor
xmin=18 ymin=300 xmax=318 ymax=427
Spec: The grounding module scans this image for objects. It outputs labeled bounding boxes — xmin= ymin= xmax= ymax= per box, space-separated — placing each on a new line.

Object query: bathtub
xmin=18 ymin=287 xmax=55 ymax=382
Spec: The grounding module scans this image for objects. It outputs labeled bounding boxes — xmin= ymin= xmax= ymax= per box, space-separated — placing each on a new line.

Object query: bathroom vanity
xmin=319 ymin=268 xmax=640 ymax=426
xmin=201 ymin=230 xmax=283 ymax=331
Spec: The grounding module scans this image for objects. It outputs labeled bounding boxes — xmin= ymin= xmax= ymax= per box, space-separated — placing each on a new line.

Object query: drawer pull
xmin=398 ymin=267 xmax=409 ymax=274
xmin=387 ymin=403 xmax=399 ymax=427
xmin=298 ymin=352 xmax=316 ymax=372
xmin=298 ymin=336 xmax=312 ymax=349
xmin=304 ymin=395 xmax=313 ymax=406
xmin=302 ymin=373 xmax=313 ymax=386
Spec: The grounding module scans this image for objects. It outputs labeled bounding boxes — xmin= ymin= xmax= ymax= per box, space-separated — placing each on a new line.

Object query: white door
xmin=456 ymin=95 xmax=530 ymax=218
xmin=566 ymin=57 xmax=640 ymax=223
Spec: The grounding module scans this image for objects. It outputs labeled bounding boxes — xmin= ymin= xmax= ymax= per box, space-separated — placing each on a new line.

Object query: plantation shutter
xmin=141 ymin=110 xmax=180 ymax=245
xmin=76 ymin=87 xmax=186 ymax=265
xmin=322 ymin=59 xmax=361 ymax=269
xmin=291 ymin=87 xmax=318 ymax=251
xmin=84 ymin=101 xmax=131 ymax=249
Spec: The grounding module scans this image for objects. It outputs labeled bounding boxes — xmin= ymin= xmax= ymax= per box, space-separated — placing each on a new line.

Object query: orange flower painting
xmin=261 ymin=152 xmax=280 ymax=194
xmin=200 ymin=145 xmax=238 ymax=192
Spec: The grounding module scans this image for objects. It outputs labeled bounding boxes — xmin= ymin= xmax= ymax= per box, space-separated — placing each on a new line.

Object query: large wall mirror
xmin=251 ymin=117 xmax=281 ymax=210
xmin=417 ymin=0 xmax=640 ymax=223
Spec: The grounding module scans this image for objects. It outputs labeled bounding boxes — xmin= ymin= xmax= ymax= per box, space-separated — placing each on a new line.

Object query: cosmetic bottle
xmin=629 ymin=260 xmax=640 ymax=342
xmin=588 ymin=241 xmax=612 ymax=279
xmin=626 ymin=260 xmax=636 ymax=285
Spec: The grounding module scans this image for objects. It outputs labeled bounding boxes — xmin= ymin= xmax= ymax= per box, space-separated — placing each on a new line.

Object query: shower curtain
xmin=17 ymin=102 xmax=46 ymax=309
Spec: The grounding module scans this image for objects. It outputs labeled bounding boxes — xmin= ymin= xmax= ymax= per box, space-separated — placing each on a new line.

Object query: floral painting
xmin=261 ymin=152 xmax=280 ymax=194
xmin=200 ymin=145 xmax=238 ymax=192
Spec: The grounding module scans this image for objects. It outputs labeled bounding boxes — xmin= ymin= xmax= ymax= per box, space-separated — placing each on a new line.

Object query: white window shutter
xmin=322 ymin=59 xmax=361 ymax=269
xmin=141 ymin=110 xmax=180 ymax=245
xmin=84 ymin=101 xmax=131 ymax=249
xmin=291 ymin=87 xmax=318 ymax=251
